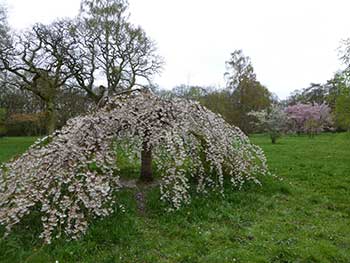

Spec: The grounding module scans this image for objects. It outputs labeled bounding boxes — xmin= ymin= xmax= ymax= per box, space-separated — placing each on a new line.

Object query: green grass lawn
xmin=0 ymin=133 xmax=349 ymax=262
xmin=0 ymin=137 xmax=37 ymax=163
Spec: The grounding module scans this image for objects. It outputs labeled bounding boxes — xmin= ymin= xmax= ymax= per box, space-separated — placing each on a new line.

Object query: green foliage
xmin=164 ymin=84 xmax=208 ymax=101
xmin=201 ymin=90 xmax=233 ymax=122
xmin=223 ymin=50 xmax=272 ymax=133
xmin=0 ymin=133 xmax=349 ymax=262
xmin=225 ymin=49 xmax=256 ymax=88
xmin=335 ymin=87 xmax=350 ymax=131
xmin=287 ymin=83 xmax=329 ymax=106
xmin=231 ymin=79 xmax=271 ymax=133
xmin=200 ymin=82 xmax=271 ymax=134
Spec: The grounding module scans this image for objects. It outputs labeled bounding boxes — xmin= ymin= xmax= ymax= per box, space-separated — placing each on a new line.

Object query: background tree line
xmin=284 ymin=69 xmax=350 ymax=132
xmin=1 ymin=0 xmax=350 ymax=137
xmin=157 ymin=50 xmax=274 ymax=134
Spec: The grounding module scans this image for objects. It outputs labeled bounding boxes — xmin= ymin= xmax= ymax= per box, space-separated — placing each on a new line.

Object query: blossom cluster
xmin=0 ymin=91 xmax=270 ymax=243
xmin=248 ymin=104 xmax=288 ymax=143
xmin=285 ymin=103 xmax=333 ymax=135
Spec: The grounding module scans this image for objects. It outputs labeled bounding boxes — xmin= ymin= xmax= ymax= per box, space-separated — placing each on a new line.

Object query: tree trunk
xmin=271 ymin=135 xmax=276 ymax=144
xmin=140 ymin=141 xmax=153 ymax=182
xmin=46 ymin=100 xmax=56 ymax=135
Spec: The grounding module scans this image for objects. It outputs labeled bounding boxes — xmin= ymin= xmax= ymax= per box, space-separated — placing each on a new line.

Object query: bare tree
xmin=0 ymin=20 xmax=75 ymax=134
xmin=67 ymin=0 xmax=163 ymax=104
xmin=0 ymin=4 xmax=10 ymax=86
xmin=0 ymin=3 xmax=10 ymax=53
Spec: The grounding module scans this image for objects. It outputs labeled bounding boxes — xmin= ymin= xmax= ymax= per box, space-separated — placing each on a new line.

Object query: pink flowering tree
xmin=0 ymin=90 xmax=270 ymax=243
xmin=285 ymin=103 xmax=333 ymax=136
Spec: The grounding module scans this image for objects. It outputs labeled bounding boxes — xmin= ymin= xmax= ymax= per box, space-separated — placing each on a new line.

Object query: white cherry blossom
xmin=0 ymin=90 xmax=270 ymax=243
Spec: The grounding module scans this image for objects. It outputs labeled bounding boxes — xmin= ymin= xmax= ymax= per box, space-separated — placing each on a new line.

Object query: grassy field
xmin=0 ymin=133 xmax=349 ymax=262
xmin=0 ymin=137 xmax=37 ymax=163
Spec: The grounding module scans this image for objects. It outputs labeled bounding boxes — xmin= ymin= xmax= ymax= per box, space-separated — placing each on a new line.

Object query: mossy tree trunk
xmin=46 ymin=100 xmax=56 ymax=135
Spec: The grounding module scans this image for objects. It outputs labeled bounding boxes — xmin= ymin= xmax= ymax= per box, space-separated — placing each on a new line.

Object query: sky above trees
xmin=5 ymin=0 xmax=350 ymax=99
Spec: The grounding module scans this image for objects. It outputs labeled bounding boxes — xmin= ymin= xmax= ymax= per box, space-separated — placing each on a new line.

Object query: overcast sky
xmin=5 ymin=0 xmax=350 ymax=99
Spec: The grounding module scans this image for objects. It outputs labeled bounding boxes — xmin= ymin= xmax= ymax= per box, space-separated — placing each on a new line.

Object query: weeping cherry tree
xmin=0 ymin=90 xmax=270 ymax=243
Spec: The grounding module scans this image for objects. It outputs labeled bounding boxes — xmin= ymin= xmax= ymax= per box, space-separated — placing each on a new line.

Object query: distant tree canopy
xmin=286 ymin=77 xmax=343 ymax=109
xmin=156 ymin=51 xmax=272 ymax=134
xmin=287 ymin=83 xmax=328 ymax=106
xmin=285 ymin=69 xmax=350 ymax=131
xmin=282 ymin=38 xmax=350 ymax=132
xmin=335 ymin=85 xmax=350 ymax=131
xmin=221 ymin=50 xmax=271 ymax=133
